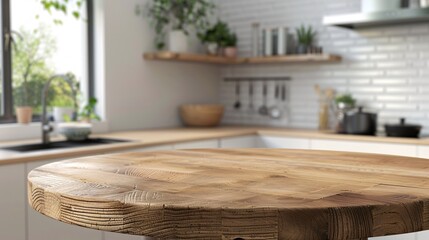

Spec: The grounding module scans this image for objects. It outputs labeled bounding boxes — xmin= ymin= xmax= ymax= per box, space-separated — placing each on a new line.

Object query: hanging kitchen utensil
xmin=281 ymin=83 xmax=287 ymax=102
xmin=234 ymin=82 xmax=241 ymax=110
xmin=259 ymin=82 xmax=269 ymax=115
xmin=281 ymin=83 xmax=288 ymax=118
xmin=248 ymin=81 xmax=255 ymax=114
xmin=269 ymin=82 xmax=282 ymax=119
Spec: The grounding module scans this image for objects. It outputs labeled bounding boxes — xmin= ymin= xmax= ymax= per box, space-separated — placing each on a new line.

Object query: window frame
xmin=0 ymin=0 xmax=95 ymax=124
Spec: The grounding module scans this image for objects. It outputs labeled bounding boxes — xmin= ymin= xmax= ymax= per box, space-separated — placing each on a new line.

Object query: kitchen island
xmin=28 ymin=149 xmax=429 ymax=240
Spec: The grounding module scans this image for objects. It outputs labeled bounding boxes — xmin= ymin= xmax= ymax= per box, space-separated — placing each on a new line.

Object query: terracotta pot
xmin=223 ymin=47 xmax=238 ymax=58
xmin=16 ymin=106 xmax=33 ymax=124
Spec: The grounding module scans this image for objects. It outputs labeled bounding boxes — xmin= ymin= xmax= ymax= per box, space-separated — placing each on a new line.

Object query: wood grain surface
xmin=28 ymin=149 xmax=429 ymax=240
xmin=143 ymin=51 xmax=341 ymax=65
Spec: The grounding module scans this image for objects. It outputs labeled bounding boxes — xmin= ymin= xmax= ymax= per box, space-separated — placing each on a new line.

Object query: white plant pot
xmin=206 ymin=42 xmax=219 ymax=55
xmin=362 ymin=0 xmax=403 ymax=12
xmin=53 ymin=107 xmax=74 ymax=123
xmin=169 ymin=30 xmax=188 ymax=53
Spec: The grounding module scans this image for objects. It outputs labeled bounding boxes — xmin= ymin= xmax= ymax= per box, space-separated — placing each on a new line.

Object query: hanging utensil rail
xmin=224 ymin=77 xmax=291 ymax=82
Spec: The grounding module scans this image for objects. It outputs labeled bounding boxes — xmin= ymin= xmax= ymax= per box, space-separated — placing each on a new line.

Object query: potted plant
xmin=334 ymin=94 xmax=356 ymax=133
xmin=14 ymin=61 xmax=33 ymax=124
xmin=15 ymin=106 xmax=32 ymax=124
xmin=198 ymin=21 xmax=230 ymax=55
xmin=51 ymin=74 xmax=79 ymax=123
xmin=198 ymin=22 xmax=222 ymax=55
xmin=295 ymin=25 xmax=316 ymax=54
xmin=58 ymin=97 xmax=101 ymax=141
xmin=147 ymin=0 xmax=214 ymax=52
xmin=222 ymin=33 xmax=238 ymax=58
xmin=78 ymin=97 xmax=101 ymax=123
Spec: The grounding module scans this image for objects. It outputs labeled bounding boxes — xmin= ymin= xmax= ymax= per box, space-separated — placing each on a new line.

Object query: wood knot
xmin=269 ymin=174 xmax=286 ymax=178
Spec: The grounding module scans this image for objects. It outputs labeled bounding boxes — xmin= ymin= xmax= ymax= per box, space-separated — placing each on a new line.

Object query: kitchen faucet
xmin=41 ymin=74 xmax=78 ymax=144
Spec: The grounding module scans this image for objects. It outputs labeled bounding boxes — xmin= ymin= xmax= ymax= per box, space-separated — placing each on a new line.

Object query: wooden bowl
xmin=180 ymin=104 xmax=224 ymax=127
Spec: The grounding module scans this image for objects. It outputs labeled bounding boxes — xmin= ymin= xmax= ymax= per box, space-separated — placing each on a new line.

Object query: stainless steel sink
xmin=1 ymin=138 xmax=131 ymax=153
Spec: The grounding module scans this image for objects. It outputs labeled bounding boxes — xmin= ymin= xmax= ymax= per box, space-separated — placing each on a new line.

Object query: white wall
xmin=97 ymin=0 xmax=220 ymax=132
xmin=216 ymin=0 xmax=429 ymax=134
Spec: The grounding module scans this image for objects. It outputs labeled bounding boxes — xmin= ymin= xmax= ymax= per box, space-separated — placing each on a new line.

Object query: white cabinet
xmin=220 ymin=136 xmax=257 ymax=148
xmin=417 ymin=146 xmax=429 ymax=159
xmin=310 ymin=139 xmax=417 ymax=157
xmin=174 ymin=139 xmax=219 ymax=149
xmin=0 ymin=163 xmax=26 ymax=240
xmin=257 ymin=136 xmax=311 ymax=149
xmin=26 ymin=160 xmax=104 ymax=240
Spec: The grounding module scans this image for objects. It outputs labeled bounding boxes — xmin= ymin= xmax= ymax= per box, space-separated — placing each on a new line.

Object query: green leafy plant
xmin=79 ymin=97 xmax=101 ymax=122
xmin=147 ymin=0 xmax=214 ymax=50
xmin=198 ymin=21 xmax=237 ymax=47
xmin=223 ymin=32 xmax=237 ymax=47
xmin=38 ymin=0 xmax=84 ymax=24
xmin=13 ymin=26 xmax=56 ymax=109
xmin=335 ymin=94 xmax=356 ymax=106
xmin=296 ymin=25 xmax=316 ymax=46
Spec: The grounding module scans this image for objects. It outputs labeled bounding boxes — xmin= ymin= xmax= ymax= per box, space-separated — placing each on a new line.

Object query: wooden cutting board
xmin=28 ymin=149 xmax=429 ymax=240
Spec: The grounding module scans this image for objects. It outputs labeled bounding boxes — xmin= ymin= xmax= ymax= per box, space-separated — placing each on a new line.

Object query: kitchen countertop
xmin=1 ymin=126 xmax=429 ymax=166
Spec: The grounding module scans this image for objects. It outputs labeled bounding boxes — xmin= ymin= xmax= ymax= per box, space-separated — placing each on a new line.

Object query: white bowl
xmin=58 ymin=122 xmax=92 ymax=141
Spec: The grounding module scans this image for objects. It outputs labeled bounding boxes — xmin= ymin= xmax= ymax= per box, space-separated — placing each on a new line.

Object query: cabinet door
xmin=0 ymin=163 xmax=26 ymax=240
xmin=174 ymin=139 xmax=219 ymax=149
xmin=220 ymin=136 xmax=257 ymax=148
xmin=257 ymin=136 xmax=310 ymax=149
xmin=310 ymin=139 xmax=417 ymax=157
xmin=417 ymin=146 xmax=429 ymax=159
xmin=27 ymin=160 xmax=103 ymax=240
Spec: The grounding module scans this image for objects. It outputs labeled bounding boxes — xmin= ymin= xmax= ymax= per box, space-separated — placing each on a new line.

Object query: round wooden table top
xmin=28 ymin=149 xmax=429 ymax=240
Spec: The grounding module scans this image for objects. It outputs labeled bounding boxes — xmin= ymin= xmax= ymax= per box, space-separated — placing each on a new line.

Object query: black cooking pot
xmin=384 ymin=118 xmax=422 ymax=138
xmin=343 ymin=107 xmax=377 ymax=135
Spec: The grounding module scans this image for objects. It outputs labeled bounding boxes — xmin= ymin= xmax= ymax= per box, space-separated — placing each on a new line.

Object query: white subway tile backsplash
xmin=349 ymin=46 xmax=375 ymax=53
xmin=369 ymin=53 xmax=389 ymax=60
xmin=350 ymin=87 xmax=384 ymax=94
xmin=375 ymin=61 xmax=408 ymax=68
xmin=372 ymin=78 xmax=408 ymax=85
xmin=386 ymin=87 xmax=418 ymax=93
xmin=385 ymin=103 xmax=418 ymax=110
xmin=217 ymin=0 xmax=429 ymax=134
xmin=376 ymin=95 xmax=407 ymax=102
xmin=377 ymin=44 xmax=408 ymax=52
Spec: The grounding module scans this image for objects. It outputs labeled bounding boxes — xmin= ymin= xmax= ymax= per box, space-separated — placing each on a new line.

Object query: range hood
xmin=323 ymin=7 xmax=429 ymax=29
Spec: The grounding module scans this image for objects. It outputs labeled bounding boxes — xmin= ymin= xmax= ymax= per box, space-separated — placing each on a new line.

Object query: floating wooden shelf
xmin=246 ymin=54 xmax=342 ymax=64
xmin=143 ymin=51 xmax=341 ymax=65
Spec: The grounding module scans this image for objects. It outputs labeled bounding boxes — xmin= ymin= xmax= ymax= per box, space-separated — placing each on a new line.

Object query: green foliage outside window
xmin=12 ymin=26 xmax=79 ymax=114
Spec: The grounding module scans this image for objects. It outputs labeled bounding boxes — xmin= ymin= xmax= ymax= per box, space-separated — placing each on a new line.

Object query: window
xmin=0 ymin=0 xmax=94 ymax=123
